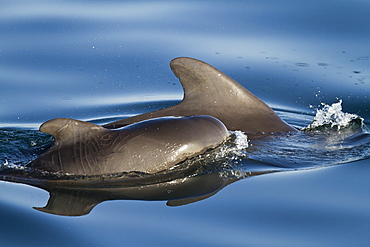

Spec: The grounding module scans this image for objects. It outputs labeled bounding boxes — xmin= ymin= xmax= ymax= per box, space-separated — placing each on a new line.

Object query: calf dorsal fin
xmin=40 ymin=118 xmax=105 ymax=143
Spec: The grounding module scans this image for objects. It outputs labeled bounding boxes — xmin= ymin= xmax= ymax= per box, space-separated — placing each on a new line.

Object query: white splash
xmin=231 ymin=130 xmax=249 ymax=156
xmin=197 ymin=130 xmax=249 ymax=167
xmin=304 ymin=100 xmax=362 ymax=130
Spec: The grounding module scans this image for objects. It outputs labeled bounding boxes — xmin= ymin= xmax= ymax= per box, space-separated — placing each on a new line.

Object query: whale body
xmin=29 ymin=116 xmax=228 ymax=175
xmin=103 ymin=57 xmax=296 ymax=133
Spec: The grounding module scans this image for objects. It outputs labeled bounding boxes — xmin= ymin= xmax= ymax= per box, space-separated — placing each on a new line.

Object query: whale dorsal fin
xmin=103 ymin=57 xmax=295 ymax=133
xmin=40 ymin=118 xmax=105 ymax=143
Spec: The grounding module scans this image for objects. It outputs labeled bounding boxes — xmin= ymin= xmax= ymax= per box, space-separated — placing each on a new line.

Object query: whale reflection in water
xmin=0 ymin=162 xmax=274 ymax=216
xmin=37 ymin=169 xmax=276 ymax=216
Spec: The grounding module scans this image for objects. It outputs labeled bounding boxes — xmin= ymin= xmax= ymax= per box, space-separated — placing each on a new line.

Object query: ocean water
xmin=1 ymin=1 xmax=370 ymax=246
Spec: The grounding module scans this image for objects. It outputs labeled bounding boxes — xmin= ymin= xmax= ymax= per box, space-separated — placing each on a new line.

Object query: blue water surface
xmin=1 ymin=1 xmax=370 ymax=246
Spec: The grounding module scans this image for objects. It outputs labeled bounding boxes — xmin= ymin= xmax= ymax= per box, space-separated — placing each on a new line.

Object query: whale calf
xmin=104 ymin=57 xmax=296 ymax=133
xmin=29 ymin=116 xmax=228 ymax=175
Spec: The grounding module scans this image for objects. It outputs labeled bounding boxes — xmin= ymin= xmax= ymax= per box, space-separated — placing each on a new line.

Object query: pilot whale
xmin=29 ymin=116 xmax=228 ymax=175
xmin=27 ymin=57 xmax=292 ymax=176
xmin=103 ymin=57 xmax=296 ymax=133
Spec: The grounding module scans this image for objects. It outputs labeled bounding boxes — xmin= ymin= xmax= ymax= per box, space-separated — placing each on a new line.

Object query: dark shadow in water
xmin=0 ymin=160 xmax=275 ymax=216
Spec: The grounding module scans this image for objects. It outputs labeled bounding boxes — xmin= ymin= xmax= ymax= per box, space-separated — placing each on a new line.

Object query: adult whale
xmin=28 ymin=116 xmax=228 ymax=175
xmin=103 ymin=57 xmax=296 ymax=133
